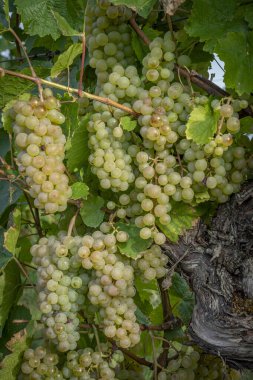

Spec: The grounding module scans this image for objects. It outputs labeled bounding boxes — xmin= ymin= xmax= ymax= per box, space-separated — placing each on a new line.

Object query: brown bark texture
xmin=164 ymin=181 xmax=253 ymax=369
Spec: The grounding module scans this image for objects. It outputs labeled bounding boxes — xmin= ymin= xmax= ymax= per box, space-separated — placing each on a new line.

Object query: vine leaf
xmin=52 ymin=11 xmax=80 ymax=36
xmin=110 ymin=0 xmax=156 ymax=18
xmin=80 ymin=195 xmax=105 ymax=228
xmin=60 ymin=93 xmax=79 ymax=141
xmin=0 ymin=67 xmax=49 ymax=108
xmin=157 ymin=202 xmax=200 ymax=242
xmin=0 ymin=182 xmax=22 ymax=218
xmin=131 ymin=29 xmax=146 ymax=62
xmin=186 ymin=104 xmax=219 ymax=145
xmin=195 ymin=190 xmax=210 ymax=204
xmin=169 ymin=273 xmax=194 ymax=325
xmin=240 ymin=117 xmax=253 ymax=134
xmin=116 ymin=222 xmax=152 ymax=259
xmin=4 ymin=209 xmax=21 ymax=255
xmin=120 ymin=116 xmax=137 ymax=131
xmin=66 ymin=115 xmax=90 ymax=172
xmin=0 ymin=260 xmax=21 ymax=335
xmin=216 ymin=32 xmax=253 ymax=95
xmin=185 ymin=0 xmax=239 ymax=52
xmin=3 ymin=0 xmax=9 ymax=25
xmin=0 ymin=321 xmax=35 ymax=379
xmin=14 ymin=0 xmax=65 ymax=40
xmin=0 ymin=228 xmax=12 ymax=270
xmin=71 ymin=182 xmax=89 ymax=200
xmin=51 ymin=43 xmax=83 ymax=78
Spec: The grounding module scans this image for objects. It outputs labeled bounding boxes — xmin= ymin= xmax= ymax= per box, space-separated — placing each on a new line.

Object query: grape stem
xmin=8 ymin=28 xmax=44 ymax=101
xmin=113 ymin=343 xmax=154 ymax=369
xmin=157 ymin=278 xmax=174 ymax=372
xmin=23 ymin=192 xmax=43 ymax=238
xmin=129 ymin=16 xmax=151 ymax=45
xmin=80 ymin=320 xmax=180 ymax=331
xmin=149 ymin=331 xmax=158 ymax=379
xmin=78 ymin=33 xmax=86 ymax=97
xmin=0 ymin=67 xmax=138 ymax=116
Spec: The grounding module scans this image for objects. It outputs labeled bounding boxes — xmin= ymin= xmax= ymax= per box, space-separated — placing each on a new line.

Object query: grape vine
xmin=0 ymin=1 xmax=252 ymax=380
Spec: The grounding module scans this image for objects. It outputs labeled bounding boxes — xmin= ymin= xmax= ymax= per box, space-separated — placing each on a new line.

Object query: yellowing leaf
xmin=157 ymin=202 xmax=200 ymax=242
xmin=186 ymin=104 xmax=219 ymax=145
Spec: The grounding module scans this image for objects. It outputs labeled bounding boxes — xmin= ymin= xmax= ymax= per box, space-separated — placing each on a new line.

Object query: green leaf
xmin=0 ymin=182 xmax=22 ymax=217
xmin=135 ymin=307 xmax=150 ymax=325
xmin=131 ymin=29 xmax=147 ymax=62
xmin=149 ymin=303 xmax=163 ymax=325
xmin=14 ymin=0 xmax=68 ymax=40
xmin=4 ymin=305 xmax=31 ymax=339
xmin=216 ymin=32 xmax=253 ymax=95
xmin=2 ymin=100 xmax=16 ymax=133
xmin=110 ymin=0 xmax=156 ymax=18
xmin=244 ymin=5 xmax=253 ymax=28
xmin=157 ymin=202 xmax=200 ymax=243
xmin=4 ymin=209 xmax=21 ymax=255
xmin=61 ymin=94 xmax=79 ymax=138
xmin=185 ymin=0 xmax=240 ymax=52
xmin=0 ymin=67 xmax=49 ymax=108
xmin=19 ymin=288 xmax=41 ymax=321
xmin=0 ymin=260 xmax=21 ymax=335
xmin=120 ymin=116 xmax=137 ymax=131
xmin=3 ymin=0 xmax=9 ymax=25
xmin=51 ymin=43 xmax=82 ymax=77
xmin=194 ymin=191 xmax=210 ymax=204
xmin=240 ymin=117 xmax=253 ymax=134
xmin=53 ymin=11 xmax=80 ymax=36
xmin=135 ymin=276 xmax=160 ymax=306
xmin=0 ymin=129 xmax=10 ymax=157
xmin=80 ymin=195 xmax=105 ymax=228
xmin=186 ymin=104 xmax=219 ymax=145
xmin=143 ymin=25 xmax=161 ymax=41
xmin=169 ymin=273 xmax=194 ymax=325
xmin=66 ymin=115 xmax=90 ymax=172
xmin=71 ymin=182 xmax=89 ymax=200
xmin=116 ymin=222 xmax=152 ymax=259
xmin=0 ymin=321 xmax=35 ymax=380
xmin=0 ymin=228 xmax=12 ymax=270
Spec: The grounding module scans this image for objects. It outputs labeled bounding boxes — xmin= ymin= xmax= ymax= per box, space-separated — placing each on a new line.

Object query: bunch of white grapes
xmin=78 ymin=230 xmax=141 ymax=348
xmin=61 ymin=348 xmax=121 ymax=380
xmin=11 ymin=88 xmax=71 ymax=214
xmin=87 ymin=106 xmax=136 ymax=192
xmin=20 ymin=346 xmax=62 ymax=379
xmin=134 ymin=245 xmax=169 ymax=281
xmin=157 ymin=344 xmax=241 ymax=380
xmin=31 ymin=234 xmax=88 ymax=352
xmin=86 ymin=10 xmax=251 ymax=244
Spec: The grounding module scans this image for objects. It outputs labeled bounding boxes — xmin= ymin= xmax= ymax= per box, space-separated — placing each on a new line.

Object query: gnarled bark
xmin=164 ymin=181 xmax=253 ymax=369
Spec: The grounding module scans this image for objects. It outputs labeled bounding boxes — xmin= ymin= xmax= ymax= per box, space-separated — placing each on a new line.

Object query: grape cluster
xmin=85 ymin=1 xmax=134 ymax=89
xmin=157 ymin=344 xmax=241 ymax=380
xmin=78 ymin=230 xmax=141 ymax=348
xmin=31 ymin=234 xmax=88 ymax=352
xmin=87 ymin=107 xmax=136 ymax=192
xmin=134 ymin=245 xmax=169 ymax=281
xmin=85 ymin=0 xmax=140 ymax=192
xmin=20 ymin=346 xmax=62 ymax=379
xmin=11 ymin=89 xmax=71 ymax=213
xmin=61 ymin=348 xmax=122 ymax=379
